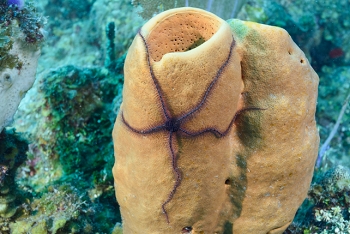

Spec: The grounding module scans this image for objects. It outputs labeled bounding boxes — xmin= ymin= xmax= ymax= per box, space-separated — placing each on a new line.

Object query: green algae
xmin=9 ymin=184 xmax=97 ymax=234
xmin=37 ymin=64 xmax=123 ymax=179
xmin=11 ymin=60 xmax=124 ymax=232
xmin=226 ymin=19 xmax=250 ymax=42
xmin=288 ymin=166 xmax=350 ymax=233
xmin=0 ymin=129 xmax=28 ymax=233
xmin=0 ymin=26 xmax=18 ymax=71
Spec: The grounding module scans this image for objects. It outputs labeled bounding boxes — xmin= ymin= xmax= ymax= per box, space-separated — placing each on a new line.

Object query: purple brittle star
xmin=121 ymin=29 xmax=263 ymax=224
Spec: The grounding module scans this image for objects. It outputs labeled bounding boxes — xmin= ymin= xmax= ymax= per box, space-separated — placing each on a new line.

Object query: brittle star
xmin=121 ymin=29 xmax=263 ymax=224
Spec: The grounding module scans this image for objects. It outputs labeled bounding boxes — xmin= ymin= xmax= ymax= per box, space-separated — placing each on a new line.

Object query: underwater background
xmin=0 ymin=0 xmax=349 ymax=233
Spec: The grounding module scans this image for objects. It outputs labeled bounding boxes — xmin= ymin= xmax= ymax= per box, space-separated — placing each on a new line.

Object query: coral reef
xmin=0 ymin=2 xmax=44 ymax=231
xmin=278 ymin=0 xmax=350 ymax=67
xmin=29 ymin=0 xmax=143 ymax=72
xmin=0 ymin=0 xmax=44 ymax=132
xmin=9 ymin=184 xmax=98 ymax=234
xmin=286 ymin=166 xmax=350 ymax=233
xmin=7 ymin=0 xmax=25 ymax=10
xmin=87 ymin=0 xmax=144 ymax=59
xmin=37 ymin=65 xmax=121 ymax=180
xmin=0 ymin=0 xmax=44 ymax=47
xmin=239 ymin=0 xmax=350 ymax=69
xmin=112 ymin=7 xmax=318 ymax=233
xmin=0 ymin=129 xmax=28 ymax=233
xmin=0 ymin=0 xmax=43 ymax=73
xmin=316 ymin=66 xmax=350 ymax=167
xmin=11 ymin=61 xmax=124 ymax=232
xmin=44 ymin=0 xmax=95 ymax=20
xmin=6 ymin=1 xmax=133 ymax=232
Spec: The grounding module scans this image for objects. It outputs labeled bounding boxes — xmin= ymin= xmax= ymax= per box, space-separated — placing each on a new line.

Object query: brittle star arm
xmin=177 ymin=37 xmax=235 ymax=122
xmin=180 ymin=107 xmax=264 ymax=138
xmin=138 ymin=30 xmax=171 ymax=121
xmin=121 ymin=111 xmax=166 ymax=134
xmin=161 ymin=131 xmax=182 ymax=224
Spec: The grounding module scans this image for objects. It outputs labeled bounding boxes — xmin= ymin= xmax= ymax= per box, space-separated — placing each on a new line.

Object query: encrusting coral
xmin=287 ymin=165 xmax=350 ymax=233
xmin=9 ymin=183 xmax=98 ymax=234
xmin=0 ymin=129 xmax=28 ymax=232
xmin=112 ymin=6 xmax=319 ymax=234
xmin=0 ymin=0 xmax=44 ymax=132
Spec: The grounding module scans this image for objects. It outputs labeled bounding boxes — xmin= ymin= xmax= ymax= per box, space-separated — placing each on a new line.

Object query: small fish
xmin=329 ymin=48 xmax=344 ymax=59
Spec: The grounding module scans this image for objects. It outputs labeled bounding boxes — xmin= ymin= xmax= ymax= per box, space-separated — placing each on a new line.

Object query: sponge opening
xmin=147 ymin=11 xmax=222 ymax=62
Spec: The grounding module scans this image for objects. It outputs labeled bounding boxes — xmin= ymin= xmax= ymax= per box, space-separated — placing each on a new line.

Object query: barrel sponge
xmin=112 ymin=7 xmax=319 ymax=234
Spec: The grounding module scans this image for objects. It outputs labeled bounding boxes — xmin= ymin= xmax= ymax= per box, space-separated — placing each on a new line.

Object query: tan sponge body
xmin=112 ymin=7 xmax=319 ymax=234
